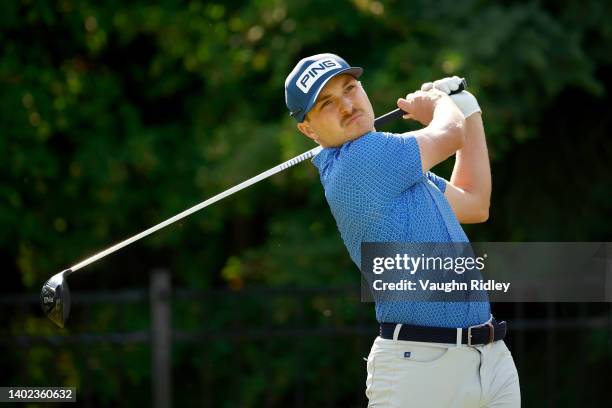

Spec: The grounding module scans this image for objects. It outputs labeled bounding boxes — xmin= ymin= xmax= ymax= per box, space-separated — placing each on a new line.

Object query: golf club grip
xmin=374 ymin=78 xmax=467 ymax=128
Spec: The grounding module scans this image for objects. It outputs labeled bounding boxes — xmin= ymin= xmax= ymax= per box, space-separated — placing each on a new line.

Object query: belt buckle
xmin=467 ymin=322 xmax=494 ymax=346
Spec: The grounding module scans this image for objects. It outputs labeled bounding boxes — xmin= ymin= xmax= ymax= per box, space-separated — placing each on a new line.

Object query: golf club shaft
xmin=69 ymin=146 xmax=323 ymax=272
xmin=67 ymin=82 xmax=468 ymax=273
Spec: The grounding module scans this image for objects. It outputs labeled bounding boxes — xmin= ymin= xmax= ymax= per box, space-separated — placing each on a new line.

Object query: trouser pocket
xmin=365 ymin=350 xmax=397 ymax=406
xmin=364 ymin=354 xmax=375 ymax=401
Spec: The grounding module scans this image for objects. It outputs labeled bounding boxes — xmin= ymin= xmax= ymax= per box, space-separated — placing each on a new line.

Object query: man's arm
xmin=418 ymin=77 xmax=491 ymax=223
xmin=444 ymin=112 xmax=491 ymax=223
xmin=397 ymin=90 xmax=466 ymax=173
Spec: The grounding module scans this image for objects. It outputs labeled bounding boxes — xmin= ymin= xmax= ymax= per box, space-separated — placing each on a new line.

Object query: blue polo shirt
xmin=312 ymin=131 xmax=490 ymax=328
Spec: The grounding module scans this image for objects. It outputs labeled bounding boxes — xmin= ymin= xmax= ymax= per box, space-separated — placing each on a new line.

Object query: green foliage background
xmin=2 ymin=0 xmax=611 ymax=406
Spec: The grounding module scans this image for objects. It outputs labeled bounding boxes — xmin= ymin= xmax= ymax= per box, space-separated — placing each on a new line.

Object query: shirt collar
xmin=311 ymin=131 xmax=376 ymax=168
xmin=311 ymin=146 xmax=337 ymax=171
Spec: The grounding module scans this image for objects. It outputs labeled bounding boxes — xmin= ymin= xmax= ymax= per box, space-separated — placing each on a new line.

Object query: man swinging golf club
xmin=285 ymin=53 xmax=520 ymax=407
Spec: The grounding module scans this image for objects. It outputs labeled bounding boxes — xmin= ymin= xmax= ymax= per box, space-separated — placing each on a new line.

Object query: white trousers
xmin=365 ymin=337 xmax=520 ymax=407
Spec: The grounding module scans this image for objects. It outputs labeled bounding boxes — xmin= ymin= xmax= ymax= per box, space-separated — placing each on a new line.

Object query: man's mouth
xmin=343 ymin=112 xmax=362 ymax=127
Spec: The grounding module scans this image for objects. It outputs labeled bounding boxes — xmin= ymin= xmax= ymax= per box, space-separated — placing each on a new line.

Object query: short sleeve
xmin=341 ymin=132 xmax=423 ymax=198
xmin=426 ymin=171 xmax=447 ymax=193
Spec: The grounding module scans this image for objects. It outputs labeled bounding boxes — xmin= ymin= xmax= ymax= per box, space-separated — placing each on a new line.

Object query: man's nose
xmin=338 ymin=97 xmax=353 ymax=114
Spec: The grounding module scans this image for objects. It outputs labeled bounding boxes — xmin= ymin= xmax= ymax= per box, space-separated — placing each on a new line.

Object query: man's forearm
xmin=405 ymin=91 xmax=466 ymax=173
xmin=430 ymin=96 xmax=466 ymax=145
xmin=449 ymin=113 xmax=491 ymax=211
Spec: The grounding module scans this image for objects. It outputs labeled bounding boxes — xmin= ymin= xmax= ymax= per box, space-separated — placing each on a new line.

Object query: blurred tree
xmin=1 ymin=0 xmax=611 ymax=405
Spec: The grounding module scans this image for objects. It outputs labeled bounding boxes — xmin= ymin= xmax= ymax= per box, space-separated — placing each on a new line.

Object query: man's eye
xmin=321 ymin=101 xmax=332 ymax=109
xmin=346 ymin=85 xmax=355 ymax=92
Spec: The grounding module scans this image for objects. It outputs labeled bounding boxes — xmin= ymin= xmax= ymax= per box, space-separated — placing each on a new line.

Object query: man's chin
xmin=347 ymin=123 xmax=374 ymax=140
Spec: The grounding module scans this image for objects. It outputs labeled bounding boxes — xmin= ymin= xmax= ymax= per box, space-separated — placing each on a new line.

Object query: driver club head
xmin=41 ymin=269 xmax=72 ymax=328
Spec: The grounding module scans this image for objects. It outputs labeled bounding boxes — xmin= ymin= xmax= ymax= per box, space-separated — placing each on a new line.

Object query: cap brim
xmin=299 ymin=66 xmax=363 ymax=122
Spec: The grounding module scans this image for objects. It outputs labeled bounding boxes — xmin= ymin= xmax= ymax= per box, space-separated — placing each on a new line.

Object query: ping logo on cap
xmin=296 ymin=58 xmax=342 ymax=93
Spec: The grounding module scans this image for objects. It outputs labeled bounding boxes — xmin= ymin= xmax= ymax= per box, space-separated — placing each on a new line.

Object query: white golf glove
xmin=421 ymin=76 xmax=481 ymax=118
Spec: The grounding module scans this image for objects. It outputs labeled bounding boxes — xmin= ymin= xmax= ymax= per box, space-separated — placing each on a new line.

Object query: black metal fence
xmin=2 ymin=269 xmax=612 ymax=407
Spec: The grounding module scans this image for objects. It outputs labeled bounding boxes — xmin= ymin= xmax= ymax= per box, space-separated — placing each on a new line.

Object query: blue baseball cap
xmin=285 ymin=53 xmax=363 ymax=122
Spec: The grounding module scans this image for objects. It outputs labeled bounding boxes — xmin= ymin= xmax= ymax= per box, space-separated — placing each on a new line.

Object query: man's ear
xmin=297 ymin=121 xmax=318 ymax=142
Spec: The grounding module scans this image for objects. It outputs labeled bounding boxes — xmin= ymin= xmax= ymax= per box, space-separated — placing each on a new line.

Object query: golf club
xmin=41 ymin=79 xmax=467 ymax=328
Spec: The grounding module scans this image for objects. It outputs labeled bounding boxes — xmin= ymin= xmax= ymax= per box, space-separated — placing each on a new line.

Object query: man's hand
xmin=397 ymin=89 xmax=452 ymax=126
xmin=421 ymin=76 xmax=482 ymax=119
xmin=420 ymin=76 xmax=464 ymax=94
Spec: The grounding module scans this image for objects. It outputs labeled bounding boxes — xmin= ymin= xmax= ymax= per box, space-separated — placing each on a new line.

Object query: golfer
xmin=285 ymin=54 xmax=520 ymax=407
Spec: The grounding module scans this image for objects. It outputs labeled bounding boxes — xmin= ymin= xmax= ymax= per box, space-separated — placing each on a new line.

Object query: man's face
xmin=297 ymin=74 xmax=375 ymax=147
